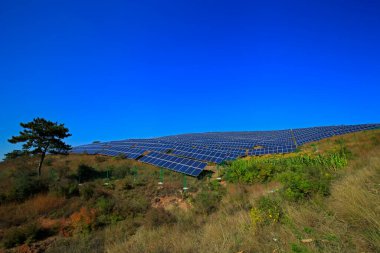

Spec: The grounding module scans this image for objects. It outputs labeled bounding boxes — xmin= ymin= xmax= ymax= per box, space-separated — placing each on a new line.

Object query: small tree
xmin=8 ymin=118 xmax=72 ymax=176
xmin=3 ymin=150 xmax=30 ymax=161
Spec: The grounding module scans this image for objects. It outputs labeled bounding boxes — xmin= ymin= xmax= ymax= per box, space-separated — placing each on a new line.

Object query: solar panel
xmin=139 ymin=152 xmax=207 ymax=177
xmin=70 ymin=123 xmax=380 ymax=176
xmin=170 ymin=147 xmax=228 ymax=163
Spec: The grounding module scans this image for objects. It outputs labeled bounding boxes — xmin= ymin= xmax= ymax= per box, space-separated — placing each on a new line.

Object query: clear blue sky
xmin=1 ymin=0 xmax=379 ymax=158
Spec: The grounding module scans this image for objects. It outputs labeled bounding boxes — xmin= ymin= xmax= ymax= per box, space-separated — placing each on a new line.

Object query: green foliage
xmin=94 ymin=196 xmax=125 ymax=226
xmin=3 ymin=150 xmax=30 ymax=161
xmin=257 ymin=197 xmax=283 ymax=223
xmin=113 ymin=193 xmax=150 ymax=218
xmin=222 ymin=149 xmax=350 ymax=201
xmin=77 ymin=164 xmax=101 ymax=183
xmin=111 ymin=165 xmax=132 ymax=179
xmin=7 ymin=173 xmax=48 ymax=202
xmin=291 ymin=243 xmax=310 ymax=253
xmin=50 ymin=179 xmax=79 ymax=198
xmin=96 ymin=196 xmax=115 ymax=214
xmin=192 ymin=181 xmax=225 ymax=215
xmin=96 ymin=213 xmax=124 ymax=226
xmin=80 ymin=184 xmax=95 ymax=200
xmin=278 ymin=166 xmax=332 ymax=201
xmin=278 ymin=172 xmax=313 ymax=201
xmin=8 ymin=118 xmax=71 ymax=154
xmin=2 ymin=223 xmax=49 ymax=248
xmin=250 ymin=196 xmax=284 ymax=228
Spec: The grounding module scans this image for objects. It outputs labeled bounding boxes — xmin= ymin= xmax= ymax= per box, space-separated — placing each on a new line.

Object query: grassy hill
xmin=0 ymin=129 xmax=379 ymax=253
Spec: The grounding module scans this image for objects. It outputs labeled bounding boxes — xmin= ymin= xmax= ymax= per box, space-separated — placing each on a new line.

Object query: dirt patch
xmin=226 ymin=181 xmax=281 ymax=199
xmin=152 ymin=196 xmax=190 ymax=211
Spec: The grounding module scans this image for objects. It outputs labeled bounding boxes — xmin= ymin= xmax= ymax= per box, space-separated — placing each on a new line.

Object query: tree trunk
xmin=37 ymin=152 xmax=46 ymax=177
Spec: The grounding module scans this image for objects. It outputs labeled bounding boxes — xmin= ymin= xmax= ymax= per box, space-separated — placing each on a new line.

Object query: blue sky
xmin=1 ymin=0 xmax=380 ymax=158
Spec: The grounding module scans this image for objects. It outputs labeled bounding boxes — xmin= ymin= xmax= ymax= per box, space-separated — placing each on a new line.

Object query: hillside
xmin=0 ymin=129 xmax=379 ymax=253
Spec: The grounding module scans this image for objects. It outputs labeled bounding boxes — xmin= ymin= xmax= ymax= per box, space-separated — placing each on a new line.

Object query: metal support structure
xmin=183 ymin=174 xmax=188 ymax=191
xmin=216 ymin=165 xmax=222 ymax=181
xmin=133 ymin=166 xmax=138 ymax=183
xmin=158 ymin=167 xmax=164 ymax=185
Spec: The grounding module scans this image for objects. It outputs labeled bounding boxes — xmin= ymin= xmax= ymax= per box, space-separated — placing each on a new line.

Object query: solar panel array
xmin=71 ymin=123 xmax=380 ymax=176
xmin=139 ymin=152 xmax=207 ymax=177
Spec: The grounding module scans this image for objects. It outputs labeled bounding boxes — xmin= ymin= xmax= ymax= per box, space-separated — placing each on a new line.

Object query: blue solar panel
xmin=139 ymin=152 xmax=207 ymax=177
xmin=70 ymin=123 xmax=380 ymax=176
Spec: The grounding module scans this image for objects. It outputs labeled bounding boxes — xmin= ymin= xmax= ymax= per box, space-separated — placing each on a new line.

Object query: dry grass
xmin=328 ymin=151 xmax=380 ymax=252
xmin=0 ymin=195 xmax=66 ymax=227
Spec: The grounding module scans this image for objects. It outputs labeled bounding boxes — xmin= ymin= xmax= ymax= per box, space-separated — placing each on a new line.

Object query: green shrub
xmin=250 ymin=196 xmax=284 ymax=230
xmin=222 ymin=150 xmax=349 ymax=201
xmin=96 ymin=213 xmax=123 ymax=226
xmin=2 ymin=223 xmax=49 ymax=248
xmin=278 ymin=172 xmax=313 ymax=201
xmin=257 ymin=197 xmax=283 ymax=223
xmin=291 ymin=243 xmax=310 ymax=253
xmin=111 ymin=165 xmax=132 ymax=179
xmin=192 ymin=182 xmax=224 ymax=215
xmin=121 ymin=195 xmax=149 ymax=217
xmin=80 ymin=183 xmax=95 ymax=200
xmin=50 ymin=179 xmax=79 ymax=198
xmin=96 ymin=196 xmax=115 ymax=214
xmin=77 ymin=164 xmax=100 ymax=183
xmin=223 ymin=151 xmax=348 ymax=185
xmin=8 ymin=174 xmax=48 ymax=202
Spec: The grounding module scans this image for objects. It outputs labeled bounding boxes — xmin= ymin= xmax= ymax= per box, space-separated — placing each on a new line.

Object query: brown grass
xmin=0 ymin=195 xmax=66 ymax=227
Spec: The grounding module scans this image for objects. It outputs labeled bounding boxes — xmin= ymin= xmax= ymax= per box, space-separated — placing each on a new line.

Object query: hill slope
xmin=0 ymin=129 xmax=379 ymax=253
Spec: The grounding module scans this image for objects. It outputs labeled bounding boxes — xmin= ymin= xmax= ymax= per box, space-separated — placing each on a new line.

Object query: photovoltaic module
xmin=71 ymin=123 xmax=380 ymax=177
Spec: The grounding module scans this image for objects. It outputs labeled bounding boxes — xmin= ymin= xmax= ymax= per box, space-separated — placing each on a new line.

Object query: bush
xmin=121 ymin=195 xmax=149 ymax=217
xmin=250 ymin=196 xmax=284 ymax=229
xmin=2 ymin=223 xmax=49 ymax=248
xmin=111 ymin=165 xmax=132 ymax=179
xmin=77 ymin=164 xmax=101 ymax=183
xmin=96 ymin=196 xmax=115 ymax=215
xmin=8 ymin=174 xmax=48 ymax=202
xmin=278 ymin=166 xmax=332 ymax=201
xmin=192 ymin=182 xmax=224 ymax=215
xmin=256 ymin=197 xmax=283 ymax=224
xmin=222 ymin=152 xmax=348 ymax=184
xmin=94 ymin=195 xmax=127 ymax=226
xmin=144 ymin=208 xmax=176 ymax=228
xmin=80 ymin=184 xmax=95 ymax=200
xmin=50 ymin=179 xmax=79 ymax=198
xmin=278 ymin=172 xmax=313 ymax=201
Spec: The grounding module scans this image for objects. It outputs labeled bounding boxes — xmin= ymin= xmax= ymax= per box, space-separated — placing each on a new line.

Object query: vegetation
xmin=7 ymin=118 xmax=71 ymax=176
xmin=0 ymin=129 xmax=379 ymax=252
